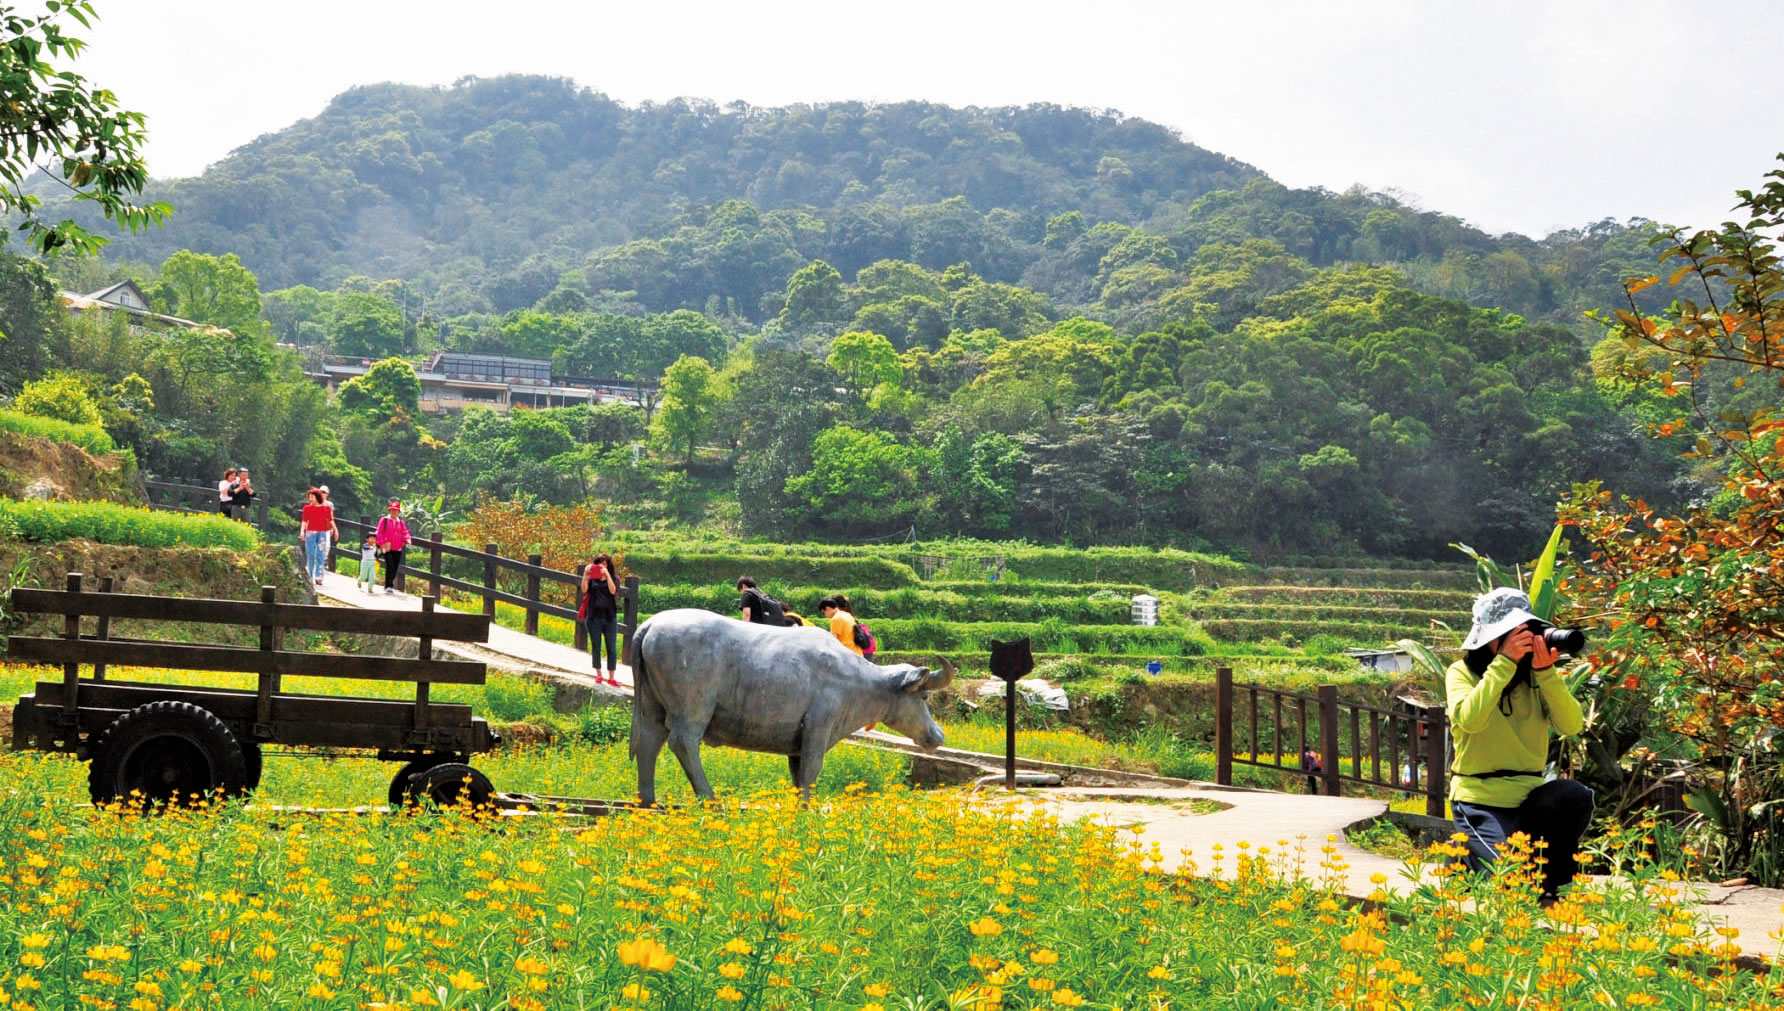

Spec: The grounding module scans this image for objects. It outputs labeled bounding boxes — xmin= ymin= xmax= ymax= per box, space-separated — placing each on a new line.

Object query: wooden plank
xmin=93 ymin=576 xmax=114 ymax=681
xmin=8 ymin=638 xmax=487 ymax=684
xmin=414 ymin=572 xmax=578 ymax=621
xmin=41 ymin=681 xmax=477 ymax=726
xmin=256 ymin=585 xmax=278 ymax=735
xmin=9 ymin=589 xmax=492 ymax=641
xmin=60 ymin=573 xmax=82 ymax=725
xmin=1214 ymin=667 xmax=1232 ymax=786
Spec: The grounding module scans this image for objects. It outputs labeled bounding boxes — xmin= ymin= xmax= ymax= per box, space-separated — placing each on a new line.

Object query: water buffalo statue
xmin=628 ymin=608 xmax=955 ymax=804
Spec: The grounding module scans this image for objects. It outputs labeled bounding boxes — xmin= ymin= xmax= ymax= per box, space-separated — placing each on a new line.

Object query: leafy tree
xmin=329 ymin=292 xmax=405 ymax=357
xmin=263 ymin=284 xmax=335 ymax=345
xmin=0 ymin=2 xmax=169 ymax=253
xmin=1560 ymin=162 xmax=1784 ymax=881
xmin=338 ymin=358 xmax=422 ymax=418
xmin=156 ymin=250 xmax=267 ymax=335
xmin=826 ymin=331 xmax=901 ymax=401
xmin=0 ymin=252 xmax=65 ymax=391
xmin=785 ymin=426 xmax=933 ymax=532
xmin=13 ymin=372 xmax=100 ymax=425
xmin=653 ymin=354 xmax=724 ymax=466
xmin=779 ymin=259 xmax=845 ymax=329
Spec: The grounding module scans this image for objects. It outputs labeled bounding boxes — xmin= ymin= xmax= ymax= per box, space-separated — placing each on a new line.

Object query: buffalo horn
xmin=930 ymin=655 xmax=957 ymax=690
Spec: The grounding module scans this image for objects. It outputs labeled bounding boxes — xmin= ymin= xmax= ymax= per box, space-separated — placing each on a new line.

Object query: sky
xmin=62 ymin=0 xmax=1784 ymax=239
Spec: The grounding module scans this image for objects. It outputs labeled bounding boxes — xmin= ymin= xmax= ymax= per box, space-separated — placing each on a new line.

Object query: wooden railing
xmin=329 ymin=517 xmax=641 ymax=662
xmin=144 ymin=479 xmax=267 ymax=529
xmin=1214 ymin=667 xmax=1450 ymax=817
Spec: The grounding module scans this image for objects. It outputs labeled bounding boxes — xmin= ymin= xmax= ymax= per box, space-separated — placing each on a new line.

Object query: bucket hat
xmin=1460 ymin=586 xmax=1546 ymax=651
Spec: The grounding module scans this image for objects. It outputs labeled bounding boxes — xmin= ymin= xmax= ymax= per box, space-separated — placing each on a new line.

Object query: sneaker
xmin=315 ymin=578 xmax=324 ymax=586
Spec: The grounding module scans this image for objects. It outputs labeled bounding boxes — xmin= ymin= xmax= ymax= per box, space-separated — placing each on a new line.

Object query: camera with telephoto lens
xmin=1526 ymin=620 xmax=1585 ymax=655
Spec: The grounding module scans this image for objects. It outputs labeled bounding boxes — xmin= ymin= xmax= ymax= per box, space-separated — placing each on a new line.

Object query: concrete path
xmin=311 ymin=570 xmax=629 ymax=698
xmin=1037 ymin=785 xmax=1784 ymax=963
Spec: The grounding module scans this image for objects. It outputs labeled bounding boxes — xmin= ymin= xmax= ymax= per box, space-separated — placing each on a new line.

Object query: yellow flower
xmin=863 ymin=1004 xmax=885 ymax=1011
xmin=515 ymin=956 xmax=550 ymax=975
xmin=719 ymin=962 xmax=746 ymax=979
xmin=177 ymin=960 xmax=202 ymax=973
xmin=1028 ymin=977 xmax=1056 ymax=992
xmin=863 ymin=982 xmax=891 ymax=997
xmin=1030 ymin=949 xmax=1059 ymax=965
xmin=1147 ymin=965 xmax=1172 ymax=980
xmin=308 ymin=982 xmax=338 ymax=999
xmin=724 ymin=938 xmax=754 ymax=955
xmin=1053 ymin=988 xmax=1085 ymax=1007
xmin=968 ymin=917 xmax=1003 ymax=937
xmin=20 ymin=934 xmax=51 ymax=950
xmin=622 ymin=983 xmax=653 ymax=1001
xmin=447 ymin=969 xmax=484 ymax=991
xmin=716 ymin=986 xmax=744 ymax=1002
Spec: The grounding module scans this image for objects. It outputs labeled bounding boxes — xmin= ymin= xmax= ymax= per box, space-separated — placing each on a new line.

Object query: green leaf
xmin=1395 ymin=639 xmax=1448 ymax=681
xmin=1685 ymin=787 xmax=1731 ymax=834
xmin=1528 ymin=523 xmax=1564 ymax=621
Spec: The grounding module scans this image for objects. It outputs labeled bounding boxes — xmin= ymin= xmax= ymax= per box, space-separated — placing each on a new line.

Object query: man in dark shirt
xmin=736 ymin=576 xmax=783 ymax=625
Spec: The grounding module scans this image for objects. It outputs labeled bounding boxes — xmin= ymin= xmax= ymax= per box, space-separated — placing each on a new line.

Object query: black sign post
xmin=988 ymin=638 xmax=1035 ymax=790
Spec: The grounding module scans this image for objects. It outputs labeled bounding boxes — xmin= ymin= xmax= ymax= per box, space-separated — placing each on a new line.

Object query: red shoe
xmin=606 ymin=673 xmax=622 ymax=687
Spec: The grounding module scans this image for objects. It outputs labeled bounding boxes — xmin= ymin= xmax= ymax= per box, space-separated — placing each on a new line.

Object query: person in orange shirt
xmin=818 ymin=594 xmax=864 ymax=657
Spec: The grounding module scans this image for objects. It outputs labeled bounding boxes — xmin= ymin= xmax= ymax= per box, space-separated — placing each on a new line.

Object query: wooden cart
xmin=5 ymin=573 xmax=505 ymax=809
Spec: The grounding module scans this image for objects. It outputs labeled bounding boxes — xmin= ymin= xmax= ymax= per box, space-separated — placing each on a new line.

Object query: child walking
xmin=357 ymin=534 xmax=379 ymax=594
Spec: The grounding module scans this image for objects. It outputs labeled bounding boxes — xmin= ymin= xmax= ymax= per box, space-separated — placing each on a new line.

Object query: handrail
xmin=1214 ymin=666 xmax=1450 ymax=817
xmin=329 ymin=515 xmax=641 ymax=660
xmin=144 ymin=478 xmax=268 ymax=530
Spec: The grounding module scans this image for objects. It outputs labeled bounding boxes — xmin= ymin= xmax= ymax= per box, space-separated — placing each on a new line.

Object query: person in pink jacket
xmin=374 ymin=498 xmax=413 ymax=595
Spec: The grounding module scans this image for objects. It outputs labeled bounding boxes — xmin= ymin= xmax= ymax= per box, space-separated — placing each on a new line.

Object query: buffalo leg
xmin=666 ymin=719 xmax=716 ymax=800
xmin=632 ymin=715 xmax=669 ymax=807
xmin=793 ymin=739 xmax=828 ymax=807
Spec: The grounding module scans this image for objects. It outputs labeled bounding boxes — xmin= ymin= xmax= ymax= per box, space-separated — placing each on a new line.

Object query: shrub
xmin=570 ymin=702 xmax=631 ymax=746
xmin=0 ymin=408 xmax=117 ymax=455
xmin=478 ymin=675 xmax=555 ymax=723
xmin=0 ymin=499 xmax=258 ymax=550
xmin=11 ymin=373 xmax=101 ymax=426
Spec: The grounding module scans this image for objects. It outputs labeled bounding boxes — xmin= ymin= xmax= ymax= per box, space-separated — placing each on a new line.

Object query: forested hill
xmin=61 ymin=75 xmax=1658 ymax=335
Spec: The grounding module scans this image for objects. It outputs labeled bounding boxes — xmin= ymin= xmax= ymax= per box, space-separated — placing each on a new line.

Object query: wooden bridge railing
xmin=144 ymin=479 xmax=267 ymax=530
xmin=329 ymin=517 xmax=641 ymax=662
xmin=1214 ymin=666 xmax=1449 ymax=817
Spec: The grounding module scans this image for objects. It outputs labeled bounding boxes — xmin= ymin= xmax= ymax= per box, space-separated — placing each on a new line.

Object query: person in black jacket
xmin=579 ymin=553 xmax=621 ymax=686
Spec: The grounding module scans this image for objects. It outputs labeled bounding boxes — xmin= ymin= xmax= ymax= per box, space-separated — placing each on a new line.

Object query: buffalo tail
xmin=627 ymin=619 xmax=649 ymax=765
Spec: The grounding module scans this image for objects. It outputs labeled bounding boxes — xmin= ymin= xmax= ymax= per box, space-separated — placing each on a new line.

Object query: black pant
xmin=585 ymin=615 xmax=618 ymax=671
xmin=1453 ymin=778 xmax=1596 ymax=898
xmin=382 ymin=548 xmax=404 ymax=589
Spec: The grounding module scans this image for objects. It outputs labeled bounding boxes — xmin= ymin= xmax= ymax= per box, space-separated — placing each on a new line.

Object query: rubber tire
xmin=386 ymin=754 xmax=464 ymax=808
xmin=88 ymin=701 xmax=249 ymax=809
xmin=406 ymin=762 xmax=494 ymax=812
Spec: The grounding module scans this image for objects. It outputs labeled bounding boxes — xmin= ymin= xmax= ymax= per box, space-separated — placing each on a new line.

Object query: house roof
xmin=84 ymin=279 xmax=150 ymax=306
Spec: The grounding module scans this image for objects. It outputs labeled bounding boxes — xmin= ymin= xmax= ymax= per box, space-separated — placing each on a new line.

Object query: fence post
xmin=92 ymin=576 xmax=114 ymax=681
xmin=429 ymin=531 xmax=443 ymax=600
xmin=60 ymin=572 xmax=82 ymax=727
xmin=256 ymin=498 xmax=267 ymax=530
xmin=524 ymin=554 xmax=542 ymax=636
xmin=1423 ymin=704 xmax=1447 ymax=818
xmin=483 ymin=543 xmax=498 ymax=618
xmin=1318 ymin=685 xmax=1341 ymax=797
xmin=254 ymin=586 xmax=279 ymax=739
xmin=1214 ymin=667 xmax=1233 ymax=787
xmin=573 ymin=566 xmax=588 ymax=652
xmin=621 ymin=575 xmax=640 ymax=665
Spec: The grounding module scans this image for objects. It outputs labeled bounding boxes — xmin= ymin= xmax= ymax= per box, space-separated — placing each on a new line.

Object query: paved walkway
xmin=311 ymin=570 xmax=630 ymax=695
xmin=1036 ymin=785 xmax=1784 ymax=962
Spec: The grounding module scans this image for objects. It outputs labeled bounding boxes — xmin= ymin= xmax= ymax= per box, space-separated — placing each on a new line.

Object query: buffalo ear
xmin=899 ymin=666 xmax=930 ymax=693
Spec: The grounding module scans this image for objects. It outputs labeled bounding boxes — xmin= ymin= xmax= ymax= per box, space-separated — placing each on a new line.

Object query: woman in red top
xmin=578 ymin=552 xmax=621 ymax=685
xmin=299 ymin=488 xmax=338 ymax=587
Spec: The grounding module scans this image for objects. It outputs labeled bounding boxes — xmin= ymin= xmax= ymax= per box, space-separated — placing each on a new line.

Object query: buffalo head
xmin=883 ymin=656 xmax=957 ymax=749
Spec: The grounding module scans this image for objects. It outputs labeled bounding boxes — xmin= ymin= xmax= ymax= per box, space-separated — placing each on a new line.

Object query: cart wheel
xmin=386 ymin=754 xmax=464 ymax=808
xmin=88 ymin=701 xmax=249 ymax=809
xmin=240 ymin=741 xmax=263 ymax=794
xmin=406 ymin=763 xmax=494 ymax=812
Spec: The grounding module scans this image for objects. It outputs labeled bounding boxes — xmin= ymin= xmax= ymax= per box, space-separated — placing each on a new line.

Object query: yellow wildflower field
xmin=0 ymin=757 xmax=1777 ymax=1010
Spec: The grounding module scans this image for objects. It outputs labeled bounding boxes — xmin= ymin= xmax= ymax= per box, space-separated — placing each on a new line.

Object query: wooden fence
xmin=1213 ymin=666 xmax=1450 ymax=817
xmin=144 ymin=479 xmax=268 ymax=529
xmin=328 ymin=516 xmax=640 ymax=662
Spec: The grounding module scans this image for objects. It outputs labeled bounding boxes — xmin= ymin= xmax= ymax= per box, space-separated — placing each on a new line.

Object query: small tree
xmin=1559 ymin=158 xmax=1784 ymax=882
xmin=653 ymin=354 xmax=724 ymax=467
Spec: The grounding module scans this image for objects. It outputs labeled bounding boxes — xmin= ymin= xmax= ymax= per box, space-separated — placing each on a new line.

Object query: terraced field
xmin=614 ymin=542 xmax=1479 ymax=681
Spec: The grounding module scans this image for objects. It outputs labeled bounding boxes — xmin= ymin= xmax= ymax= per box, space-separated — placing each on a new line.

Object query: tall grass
xmin=0 ymin=407 xmax=117 ymax=455
xmin=0 ymin=499 xmax=259 ymax=550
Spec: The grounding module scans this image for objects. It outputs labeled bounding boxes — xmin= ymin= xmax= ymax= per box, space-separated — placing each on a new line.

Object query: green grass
xmin=0 ymin=407 xmax=117 ymax=455
xmin=0 ymin=498 xmax=259 ymax=550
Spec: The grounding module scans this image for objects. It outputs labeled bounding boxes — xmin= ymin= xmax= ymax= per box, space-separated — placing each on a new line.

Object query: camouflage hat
xmin=1461 ymin=586 xmax=1545 ymax=651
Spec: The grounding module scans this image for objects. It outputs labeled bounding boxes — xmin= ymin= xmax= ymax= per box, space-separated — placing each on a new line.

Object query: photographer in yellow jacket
xmin=1447 ymin=587 xmax=1592 ymax=906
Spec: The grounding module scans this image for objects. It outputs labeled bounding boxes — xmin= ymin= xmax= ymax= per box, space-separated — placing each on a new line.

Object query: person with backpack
xmin=737 ymin=576 xmax=789 ymax=626
xmin=818 ymin=594 xmax=874 ymax=658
